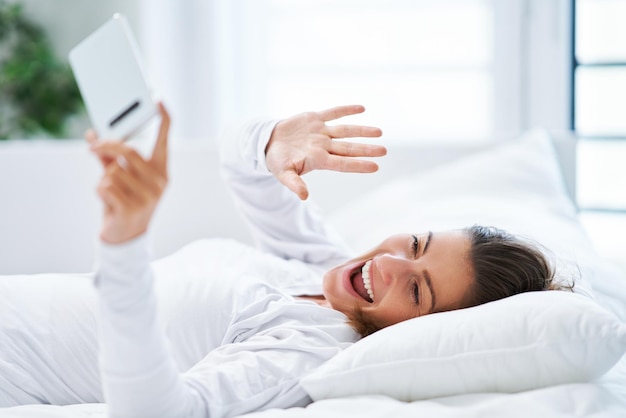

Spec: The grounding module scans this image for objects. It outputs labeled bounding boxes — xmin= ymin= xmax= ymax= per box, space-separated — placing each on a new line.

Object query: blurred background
xmin=0 ymin=0 xmax=624 ymax=273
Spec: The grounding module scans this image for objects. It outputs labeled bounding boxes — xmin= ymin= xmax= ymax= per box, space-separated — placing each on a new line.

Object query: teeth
xmin=362 ymin=260 xmax=374 ymax=302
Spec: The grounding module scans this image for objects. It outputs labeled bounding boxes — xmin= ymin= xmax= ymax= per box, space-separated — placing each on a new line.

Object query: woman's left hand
xmin=87 ymin=103 xmax=170 ymax=244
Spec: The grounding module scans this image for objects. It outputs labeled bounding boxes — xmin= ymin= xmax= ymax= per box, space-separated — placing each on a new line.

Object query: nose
xmin=375 ymin=254 xmax=415 ymax=286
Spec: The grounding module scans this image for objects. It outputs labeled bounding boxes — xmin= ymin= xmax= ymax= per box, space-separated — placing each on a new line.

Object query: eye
xmin=412 ymin=282 xmax=420 ymax=305
xmin=411 ymin=235 xmax=419 ymax=257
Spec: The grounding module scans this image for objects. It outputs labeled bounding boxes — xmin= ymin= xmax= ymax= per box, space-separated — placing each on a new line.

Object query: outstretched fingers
xmin=323 ymin=155 xmax=380 ymax=173
xmin=327 ymin=140 xmax=387 ymax=158
xmin=317 ymin=105 xmax=366 ymax=122
xmin=324 ymin=124 xmax=382 ymax=139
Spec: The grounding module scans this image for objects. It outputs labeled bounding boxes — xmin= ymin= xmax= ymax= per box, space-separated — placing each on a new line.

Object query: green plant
xmin=0 ymin=0 xmax=83 ymax=139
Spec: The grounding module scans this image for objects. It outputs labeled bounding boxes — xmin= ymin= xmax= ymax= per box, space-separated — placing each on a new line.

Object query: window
xmin=574 ymin=0 xmax=626 ymax=256
xmin=206 ymin=0 xmax=524 ymax=143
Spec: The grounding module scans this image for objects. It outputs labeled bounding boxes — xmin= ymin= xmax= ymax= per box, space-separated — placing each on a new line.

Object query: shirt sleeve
xmin=219 ymin=119 xmax=353 ymax=273
xmin=95 ymin=235 xmax=207 ymax=418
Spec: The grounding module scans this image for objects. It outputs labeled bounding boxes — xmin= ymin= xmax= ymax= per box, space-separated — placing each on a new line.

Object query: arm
xmin=89 ymin=105 xmax=206 ymax=417
xmin=220 ymin=105 xmax=385 ymax=271
xmin=95 ymin=236 xmax=206 ymax=418
xmin=88 ymin=105 xmax=365 ymax=417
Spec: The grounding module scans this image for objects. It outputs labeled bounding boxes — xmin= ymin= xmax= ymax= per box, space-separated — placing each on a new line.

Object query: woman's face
xmin=323 ymin=230 xmax=474 ymax=330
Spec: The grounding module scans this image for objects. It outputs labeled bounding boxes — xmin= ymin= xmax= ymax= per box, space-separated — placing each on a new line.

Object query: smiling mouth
xmin=350 ymin=261 xmax=374 ymax=303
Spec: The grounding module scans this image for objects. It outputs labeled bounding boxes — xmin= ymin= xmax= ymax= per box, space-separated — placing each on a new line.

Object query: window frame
xmin=572 ymin=0 xmax=626 ymax=213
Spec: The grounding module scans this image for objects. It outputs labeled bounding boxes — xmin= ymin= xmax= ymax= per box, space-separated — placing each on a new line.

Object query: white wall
xmin=0 ymin=138 xmax=234 ymax=274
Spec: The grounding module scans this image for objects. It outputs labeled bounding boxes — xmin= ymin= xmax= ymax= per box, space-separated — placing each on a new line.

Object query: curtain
xmin=139 ymin=0 xmax=220 ymax=139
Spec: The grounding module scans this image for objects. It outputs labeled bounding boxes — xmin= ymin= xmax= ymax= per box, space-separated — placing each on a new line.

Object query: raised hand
xmin=265 ymin=105 xmax=386 ymax=200
xmin=87 ymin=103 xmax=170 ymax=244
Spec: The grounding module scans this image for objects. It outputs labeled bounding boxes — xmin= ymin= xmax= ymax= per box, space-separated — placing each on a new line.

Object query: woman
xmin=0 ymin=104 xmax=559 ymax=417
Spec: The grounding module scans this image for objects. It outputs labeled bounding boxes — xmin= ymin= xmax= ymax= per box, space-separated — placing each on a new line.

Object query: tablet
xmin=69 ymin=14 xmax=157 ymax=140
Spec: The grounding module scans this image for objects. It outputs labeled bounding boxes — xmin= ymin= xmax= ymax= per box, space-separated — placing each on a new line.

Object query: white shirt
xmin=0 ymin=119 xmax=361 ymax=417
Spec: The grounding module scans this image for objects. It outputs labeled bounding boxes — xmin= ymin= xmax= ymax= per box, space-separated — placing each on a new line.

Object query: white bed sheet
xmin=2 ymin=360 xmax=623 ymax=418
xmin=0 ymin=403 xmax=106 ymax=418
xmin=243 ymin=358 xmax=626 ymax=418
xmin=3 ymin=306 xmax=624 ymax=418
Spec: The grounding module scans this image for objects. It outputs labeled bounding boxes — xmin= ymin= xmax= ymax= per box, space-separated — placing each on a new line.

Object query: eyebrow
xmin=422 ymin=231 xmax=435 ymax=313
xmin=423 ymin=270 xmax=436 ymax=314
xmin=423 ymin=231 xmax=433 ymax=255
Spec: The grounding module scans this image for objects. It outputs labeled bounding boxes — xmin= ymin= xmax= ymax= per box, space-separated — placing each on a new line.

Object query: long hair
xmin=460 ymin=225 xmax=571 ymax=308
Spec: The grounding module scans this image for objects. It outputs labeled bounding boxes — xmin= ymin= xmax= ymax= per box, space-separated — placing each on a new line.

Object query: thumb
xmin=277 ymin=169 xmax=309 ymax=200
xmin=150 ymin=102 xmax=171 ymax=171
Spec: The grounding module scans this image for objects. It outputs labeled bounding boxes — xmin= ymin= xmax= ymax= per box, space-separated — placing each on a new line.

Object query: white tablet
xmin=69 ymin=14 xmax=156 ymax=140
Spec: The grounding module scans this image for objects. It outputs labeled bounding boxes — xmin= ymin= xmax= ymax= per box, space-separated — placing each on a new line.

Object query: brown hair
xmin=461 ymin=225 xmax=572 ymax=308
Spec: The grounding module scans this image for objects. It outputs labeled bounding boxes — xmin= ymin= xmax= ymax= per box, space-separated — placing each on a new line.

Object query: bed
xmin=2 ymin=129 xmax=625 ymax=417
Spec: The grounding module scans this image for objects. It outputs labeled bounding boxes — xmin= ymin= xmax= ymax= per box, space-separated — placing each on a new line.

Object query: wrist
xmin=100 ymin=225 xmax=148 ymax=245
xmin=265 ymin=119 xmax=285 ymax=156
xmin=258 ymin=119 xmax=282 ymax=174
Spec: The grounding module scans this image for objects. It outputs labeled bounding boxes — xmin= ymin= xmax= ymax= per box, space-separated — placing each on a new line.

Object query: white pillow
xmin=301 ymin=291 xmax=626 ymax=401
xmin=300 ymin=130 xmax=626 ymax=401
